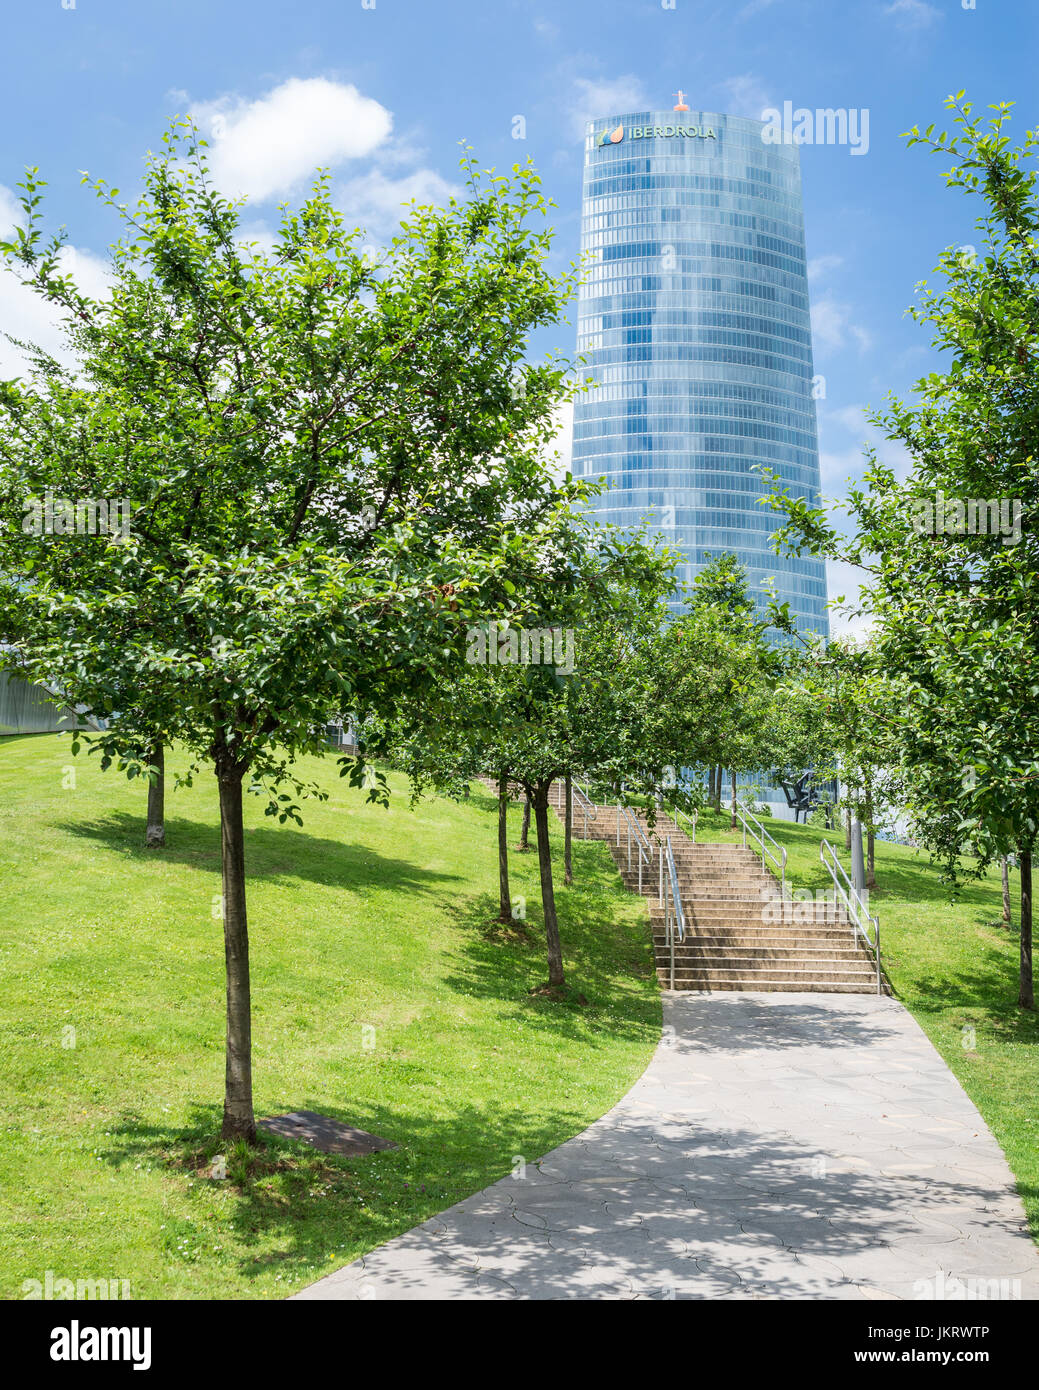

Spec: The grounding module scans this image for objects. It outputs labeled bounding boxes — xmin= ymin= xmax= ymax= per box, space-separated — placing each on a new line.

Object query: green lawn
xmin=5 ymin=742 xmax=1035 ymax=1304
xmin=0 ymin=734 xmax=659 ymax=1299
xmin=692 ymin=806 xmax=1039 ymax=1243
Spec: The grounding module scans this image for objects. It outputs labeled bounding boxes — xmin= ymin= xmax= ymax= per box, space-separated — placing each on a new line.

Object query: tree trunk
xmin=533 ymin=787 xmax=565 ymax=988
xmin=864 ymin=785 xmax=876 ymax=890
xmin=497 ymin=772 xmax=511 ymax=923
xmin=1002 ymin=857 xmax=1013 ymax=926
xmin=520 ymin=794 xmax=531 ymax=851
xmin=563 ymin=773 xmax=573 ymax=886
xmin=730 ymin=770 xmax=737 ymax=830
xmin=145 ymin=741 xmax=165 ymax=847
xmin=1019 ymin=848 xmax=1033 ymax=1010
xmin=217 ymin=764 xmax=256 ymax=1143
xmin=844 ymin=805 xmax=852 ymax=851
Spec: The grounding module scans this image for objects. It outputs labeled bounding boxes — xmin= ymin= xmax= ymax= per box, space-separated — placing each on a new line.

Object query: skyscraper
xmin=571 ymin=103 xmax=829 ymax=639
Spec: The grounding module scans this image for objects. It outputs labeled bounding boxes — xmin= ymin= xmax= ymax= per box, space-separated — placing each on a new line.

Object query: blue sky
xmin=0 ymin=0 xmax=1032 ymax=627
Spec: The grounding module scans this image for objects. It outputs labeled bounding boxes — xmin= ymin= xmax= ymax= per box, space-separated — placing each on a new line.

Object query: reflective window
xmin=573 ymin=111 xmax=829 ymax=636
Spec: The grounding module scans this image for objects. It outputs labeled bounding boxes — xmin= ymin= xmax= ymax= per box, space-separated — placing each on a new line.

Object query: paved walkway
xmin=295 ymin=994 xmax=1039 ymax=1300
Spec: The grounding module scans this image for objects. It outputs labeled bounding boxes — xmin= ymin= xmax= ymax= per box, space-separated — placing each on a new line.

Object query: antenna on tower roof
xmin=673 ymin=90 xmax=690 ymax=111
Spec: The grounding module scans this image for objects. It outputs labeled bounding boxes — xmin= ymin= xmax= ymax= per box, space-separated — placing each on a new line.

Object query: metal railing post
xmin=668 ymin=879 xmax=675 ymax=992
xmin=876 ymin=921 xmax=882 ymax=994
xmin=820 ymin=838 xmax=884 ymax=993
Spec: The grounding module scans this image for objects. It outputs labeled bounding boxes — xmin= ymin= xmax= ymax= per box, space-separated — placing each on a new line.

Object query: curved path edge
xmin=294 ymin=992 xmax=1039 ymax=1301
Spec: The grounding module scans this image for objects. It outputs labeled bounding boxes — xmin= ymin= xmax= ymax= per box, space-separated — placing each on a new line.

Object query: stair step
xmin=656 ymin=976 xmax=881 ymax=994
xmin=659 ymin=973 xmax=879 ymax=984
xmin=647 ymin=902 xmax=786 ymax=914
xmin=653 ymin=934 xmax=861 ymax=947
xmin=655 ymin=960 xmax=874 ymax=976
xmin=653 ymin=944 xmax=870 ymax=958
xmin=550 ymin=794 xmax=884 ymax=997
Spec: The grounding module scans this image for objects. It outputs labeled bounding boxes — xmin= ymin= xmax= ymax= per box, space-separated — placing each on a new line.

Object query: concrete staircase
xmin=548 ymin=791 xmax=882 ymax=994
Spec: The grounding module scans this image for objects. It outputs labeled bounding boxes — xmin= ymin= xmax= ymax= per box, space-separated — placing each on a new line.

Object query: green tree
xmin=0 ymin=125 xmax=592 ymax=1137
xmin=764 ymin=95 xmax=1039 ymax=1007
xmin=685 ymin=554 xmax=781 ymax=820
xmin=767 ymin=638 xmax=903 ymax=886
xmin=383 ymin=542 xmax=681 ymax=989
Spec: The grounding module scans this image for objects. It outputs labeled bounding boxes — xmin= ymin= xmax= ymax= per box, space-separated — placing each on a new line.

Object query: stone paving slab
xmin=293 ymin=993 xmax=1039 ymax=1301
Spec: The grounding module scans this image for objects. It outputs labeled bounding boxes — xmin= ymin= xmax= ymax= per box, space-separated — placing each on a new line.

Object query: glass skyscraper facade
xmin=571 ymin=108 xmax=829 ymax=639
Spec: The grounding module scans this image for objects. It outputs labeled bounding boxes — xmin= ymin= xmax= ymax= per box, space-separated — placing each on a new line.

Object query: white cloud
xmin=234 ymin=220 xmax=280 ymax=257
xmin=826 ymin=558 xmax=874 ymax=640
xmin=0 ymin=184 xmax=110 ymax=379
xmin=716 ymin=74 xmax=774 ymax=120
xmin=807 ymin=253 xmax=843 ymax=283
xmin=368 ymin=130 xmax=431 ymax=171
xmin=547 ymin=398 xmax=573 ymax=482
xmin=883 ymin=0 xmax=941 ymax=30
xmin=0 ymin=184 xmax=22 ymax=236
xmin=811 ymin=296 xmax=873 ymax=353
xmin=878 ymin=437 xmax=914 ymax=482
xmin=187 ymin=77 xmax=393 ymax=203
xmin=819 ymin=406 xmax=914 ymax=485
xmin=0 ymin=254 xmax=110 ymax=379
xmin=568 ymin=75 xmax=649 ymax=140
xmin=336 ymin=167 xmax=459 ymax=238
xmin=823 ymin=403 xmax=870 ymax=435
xmin=819 ymin=445 xmax=869 ymax=488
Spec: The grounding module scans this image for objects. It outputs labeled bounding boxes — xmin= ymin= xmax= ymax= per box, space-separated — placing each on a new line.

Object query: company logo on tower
xmin=596 ymin=123 xmax=716 ymax=147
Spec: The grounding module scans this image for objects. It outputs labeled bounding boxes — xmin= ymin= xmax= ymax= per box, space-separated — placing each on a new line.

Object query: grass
xmin=0 ymin=734 xmax=659 ymax=1299
xmin=691 ymin=805 xmax=1039 ymax=1243
xmin=5 ymin=739 xmax=1035 ymax=1302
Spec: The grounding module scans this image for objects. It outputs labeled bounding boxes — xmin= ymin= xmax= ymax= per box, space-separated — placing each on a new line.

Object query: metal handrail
xmin=821 ymin=839 xmax=883 ymax=994
xmin=620 ymin=804 xmax=654 ymax=894
xmin=622 ymin=803 xmax=652 ymax=853
xmin=669 ymin=804 xmax=697 ymax=844
xmin=662 ymin=834 xmax=686 ymax=991
xmin=734 ymin=796 xmax=788 ymax=895
xmin=571 ymin=781 xmax=595 ymax=839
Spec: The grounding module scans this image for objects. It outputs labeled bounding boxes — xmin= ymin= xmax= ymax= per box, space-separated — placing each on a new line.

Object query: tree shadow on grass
xmin=95 ymin=1090 xmax=644 ymax=1291
xmin=772 ymin=823 xmax=1005 ymax=912
xmin=887 ymin=957 xmax=1039 ymax=1043
xmin=55 ymin=811 xmax=464 ymax=896
xmin=95 ymin=1094 xmax=1036 ymax=1298
xmin=440 ymin=835 xmax=659 ymax=1052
